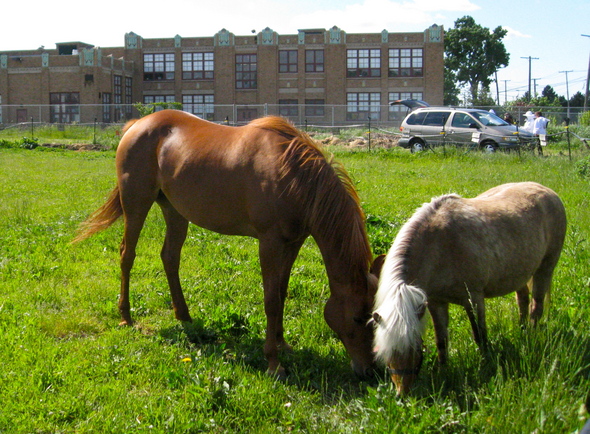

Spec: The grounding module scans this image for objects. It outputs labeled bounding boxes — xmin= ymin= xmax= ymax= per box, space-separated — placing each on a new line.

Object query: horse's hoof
xmin=118 ymin=319 xmax=133 ymax=327
xmin=266 ymin=365 xmax=287 ymax=381
xmin=277 ymin=342 xmax=293 ymax=353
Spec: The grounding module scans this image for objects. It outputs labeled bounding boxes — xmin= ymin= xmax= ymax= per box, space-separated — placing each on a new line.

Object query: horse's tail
xmin=72 ymin=186 xmax=123 ymax=243
xmin=372 ymin=281 xmax=427 ymax=365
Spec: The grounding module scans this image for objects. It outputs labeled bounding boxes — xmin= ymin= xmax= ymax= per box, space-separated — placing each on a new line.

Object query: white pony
xmin=371 ymin=182 xmax=567 ymax=396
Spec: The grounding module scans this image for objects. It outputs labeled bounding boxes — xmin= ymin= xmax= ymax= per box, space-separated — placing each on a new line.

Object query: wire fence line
xmin=0 ymin=103 xmax=587 ymax=130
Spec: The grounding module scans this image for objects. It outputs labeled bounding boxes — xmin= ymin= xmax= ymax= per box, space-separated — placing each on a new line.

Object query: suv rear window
xmin=422 ymin=111 xmax=448 ymax=126
xmin=405 ymin=111 xmax=427 ymax=125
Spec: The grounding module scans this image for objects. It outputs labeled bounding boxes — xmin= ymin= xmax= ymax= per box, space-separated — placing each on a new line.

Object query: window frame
xmin=236 ymin=54 xmax=257 ymax=90
xmin=143 ymin=53 xmax=175 ymax=81
xmin=305 ymin=49 xmax=324 ymax=73
xmin=279 ymin=50 xmax=298 ymax=73
xmin=304 ymin=99 xmax=325 ymax=117
xmin=346 ymin=92 xmax=381 ymax=121
xmin=49 ymin=92 xmax=80 ymax=123
xmin=388 ymin=48 xmax=423 ymax=77
xmin=278 ymin=99 xmax=299 ymax=117
xmin=347 ymin=49 xmax=381 ymax=78
xmin=182 ymin=94 xmax=215 ymax=120
xmin=182 ymin=52 xmax=214 ymax=80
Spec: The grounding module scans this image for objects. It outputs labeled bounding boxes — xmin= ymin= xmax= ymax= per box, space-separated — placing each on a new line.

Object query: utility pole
xmin=532 ymin=78 xmax=540 ymax=98
xmin=521 ymin=56 xmax=539 ymax=101
xmin=495 ymin=71 xmax=500 ymax=105
xmin=559 ymin=70 xmax=573 ymax=119
xmin=502 ymin=80 xmax=511 ymax=104
xmin=583 ymin=34 xmax=590 ymax=112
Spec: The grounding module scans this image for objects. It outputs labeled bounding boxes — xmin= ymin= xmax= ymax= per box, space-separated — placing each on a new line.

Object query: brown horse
xmin=74 ymin=109 xmax=378 ymax=378
xmin=371 ymin=182 xmax=567 ymax=395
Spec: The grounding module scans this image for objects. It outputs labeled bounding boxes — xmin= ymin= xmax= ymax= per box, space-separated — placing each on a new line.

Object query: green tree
xmin=445 ymin=16 xmax=510 ymax=102
xmin=569 ymin=91 xmax=585 ymax=107
xmin=443 ymin=66 xmax=461 ymax=106
xmin=542 ymin=85 xmax=559 ymax=103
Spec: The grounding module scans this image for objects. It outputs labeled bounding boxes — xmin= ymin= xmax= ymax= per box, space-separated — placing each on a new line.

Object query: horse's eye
xmin=353 ymin=314 xmax=371 ymax=325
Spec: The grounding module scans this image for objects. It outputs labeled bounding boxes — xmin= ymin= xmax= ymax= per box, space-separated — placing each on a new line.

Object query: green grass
xmin=1 ymin=146 xmax=590 ymax=432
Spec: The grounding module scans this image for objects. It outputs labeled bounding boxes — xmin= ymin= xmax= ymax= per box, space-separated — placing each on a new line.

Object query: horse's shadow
xmin=158 ymin=320 xmax=380 ymax=400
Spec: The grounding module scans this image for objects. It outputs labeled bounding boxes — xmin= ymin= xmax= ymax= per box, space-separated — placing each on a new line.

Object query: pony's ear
xmin=372 ymin=312 xmax=383 ymax=325
xmin=370 ymin=254 xmax=386 ymax=278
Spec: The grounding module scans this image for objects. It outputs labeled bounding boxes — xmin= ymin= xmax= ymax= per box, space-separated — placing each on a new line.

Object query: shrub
xmin=19 ymin=137 xmax=39 ymax=149
xmin=580 ymin=110 xmax=590 ymax=127
xmin=576 ymin=155 xmax=590 ymax=179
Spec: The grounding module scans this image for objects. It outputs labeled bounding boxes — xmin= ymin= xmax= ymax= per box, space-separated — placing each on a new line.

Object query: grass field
xmin=1 ymin=143 xmax=590 ymax=433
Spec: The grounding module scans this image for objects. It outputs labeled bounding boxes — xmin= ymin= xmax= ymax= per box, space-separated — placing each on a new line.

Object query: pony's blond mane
xmin=373 ymin=193 xmax=461 ymax=363
xmin=251 ymin=116 xmax=372 ymax=285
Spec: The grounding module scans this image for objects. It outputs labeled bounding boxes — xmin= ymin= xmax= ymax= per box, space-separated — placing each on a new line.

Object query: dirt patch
xmin=41 ymin=143 xmax=110 ymax=151
xmin=318 ymin=133 xmax=400 ymax=149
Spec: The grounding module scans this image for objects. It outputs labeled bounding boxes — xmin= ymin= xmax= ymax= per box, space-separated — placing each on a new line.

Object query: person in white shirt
xmin=533 ymin=111 xmax=549 ymax=135
xmin=522 ymin=110 xmax=535 ymax=133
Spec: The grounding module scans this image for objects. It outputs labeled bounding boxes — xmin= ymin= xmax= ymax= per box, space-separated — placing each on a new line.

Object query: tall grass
xmin=0 ymin=146 xmax=589 ymax=432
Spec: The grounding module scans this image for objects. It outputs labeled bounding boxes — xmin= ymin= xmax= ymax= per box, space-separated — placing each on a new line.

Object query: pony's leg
xmin=158 ymin=198 xmax=192 ymax=322
xmin=516 ymin=281 xmax=531 ymax=326
xmin=258 ymin=235 xmax=305 ymax=377
xmin=530 ymin=265 xmax=555 ymax=326
xmin=463 ymin=293 xmax=488 ymax=351
xmin=428 ymin=302 xmax=450 ymax=365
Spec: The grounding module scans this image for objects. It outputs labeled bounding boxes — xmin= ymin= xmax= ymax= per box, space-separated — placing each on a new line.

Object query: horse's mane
xmin=373 ymin=193 xmax=461 ymax=363
xmin=250 ymin=116 xmax=372 ymax=285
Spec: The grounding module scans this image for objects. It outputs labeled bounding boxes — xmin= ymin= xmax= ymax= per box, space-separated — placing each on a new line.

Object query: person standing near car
xmin=522 ymin=110 xmax=535 ymax=133
xmin=533 ymin=111 xmax=549 ymax=135
xmin=533 ymin=111 xmax=549 ymax=155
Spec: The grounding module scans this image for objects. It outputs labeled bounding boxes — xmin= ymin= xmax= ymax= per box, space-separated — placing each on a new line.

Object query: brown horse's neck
xmin=274 ymin=123 xmax=372 ymax=296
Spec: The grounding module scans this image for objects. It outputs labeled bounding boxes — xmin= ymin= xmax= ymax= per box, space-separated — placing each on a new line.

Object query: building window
xmin=102 ymin=92 xmax=111 ymax=123
xmin=183 ymin=94 xmax=214 ymax=120
xmin=113 ymin=75 xmax=123 ymax=121
xmin=143 ymin=53 xmax=175 ymax=81
xmin=305 ymin=50 xmax=324 ymax=72
xmin=347 ymin=49 xmax=381 ymax=78
xmin=144 ymin=95 xmax=176 ymax=110
xmin=182 ymin=52 xmax=214 ymax=80
xmin=50 ymin=92 xmax=80 ymax=123
xmin=124 ymin=77 xmax=133 ymax=119
xmin=236 ymin=54 xmax=257 ymax=89
xmin=388 ymin=92 xmax=423 ymax=120
xmin=305 ymin=99 xmax=325 ymax=117
xmin=279 ymin=50 xmax=297 ymax=73
xmin=346 ymin=92 xmax=381 ymax=121
xmin=278 ymin=99 xmax=298 ymax=117
xmin=389 ymin=49 xmax=423 ymax=77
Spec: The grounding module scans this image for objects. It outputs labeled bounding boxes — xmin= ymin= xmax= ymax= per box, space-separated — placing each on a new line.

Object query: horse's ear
xmin=370 ymin=254 xmax=386 ymax=278
xmin=416 ymin=302 xmax=427 ymax=319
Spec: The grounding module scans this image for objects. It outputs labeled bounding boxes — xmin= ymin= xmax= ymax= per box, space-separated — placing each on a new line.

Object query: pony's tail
xmin=72 ymin=186 xmax=123 ymax=243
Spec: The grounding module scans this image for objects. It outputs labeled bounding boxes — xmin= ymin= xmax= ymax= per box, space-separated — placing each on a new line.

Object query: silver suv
xmin=398 ymin=107 xmax=534 ymax=152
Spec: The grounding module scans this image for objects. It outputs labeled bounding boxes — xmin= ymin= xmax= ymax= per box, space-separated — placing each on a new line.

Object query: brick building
xmin=0 ymin=25 xmax=444 ymax=125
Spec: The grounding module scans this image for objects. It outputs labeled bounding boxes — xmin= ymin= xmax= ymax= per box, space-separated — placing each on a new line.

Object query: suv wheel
xmin=410 ymin=139 xmax=425 ymax=153
xmin=481 ymin=141 xmax=497 ymax=153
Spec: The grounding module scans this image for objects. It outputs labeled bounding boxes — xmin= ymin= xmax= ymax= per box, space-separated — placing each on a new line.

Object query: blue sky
xmin=2 ymin=0 xmax=588 ymax=103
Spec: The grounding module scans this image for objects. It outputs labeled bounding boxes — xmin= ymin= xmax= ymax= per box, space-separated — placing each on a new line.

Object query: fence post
xmin=93 ymin=118 xmax=97 ymax=145
xmin=30 ymin=117 xmax=34 ymax=138
xmin=367 ymin=116 xmax=371 ymax=151
xmin=565 ymin=117 xmax=571 ymax=161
